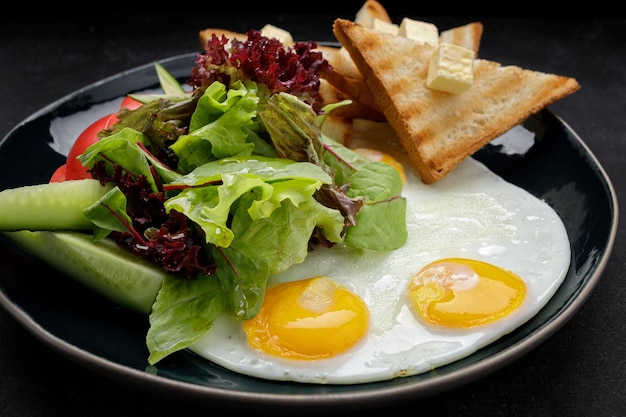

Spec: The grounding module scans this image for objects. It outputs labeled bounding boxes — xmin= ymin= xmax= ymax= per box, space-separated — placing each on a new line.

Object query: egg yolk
xmin=407 ymin=258 xmax=526 ymax=328
xmin=352 ymin=147 xmax=407 ymax=184
xmin=243 ymin=276 xmax=370 ymax=360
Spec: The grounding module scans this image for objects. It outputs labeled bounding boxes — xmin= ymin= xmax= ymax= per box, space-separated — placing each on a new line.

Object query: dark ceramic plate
xmin=0 ymin=52 xmax=618 ymax=413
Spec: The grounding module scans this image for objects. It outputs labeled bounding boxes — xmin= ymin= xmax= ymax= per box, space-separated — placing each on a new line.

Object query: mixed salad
xmin=0 ymin=29 xmax=407 ymax=364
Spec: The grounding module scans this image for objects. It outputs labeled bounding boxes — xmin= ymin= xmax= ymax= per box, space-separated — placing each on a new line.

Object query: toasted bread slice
xmin=439 ymin=22 xmax=484 ymax=53
xmin=320 ymin=46 xmax=383 ymax=112
xmin=318 ymin=0 xmax=391 ymax=113
xmin=317 ymin=45 xmax=360 ymax=78
xmin=320 ymin=115 xmax=354 ymax=146
xmin=333 ymin=18 xmax=581 ymax=183
xmin=319 ymin=79 xmax=386 ymax=121
xmin=355 ymin=0 xmax=392 ymax=27
xmin=322 ymin=15 xmax=484 ymax=117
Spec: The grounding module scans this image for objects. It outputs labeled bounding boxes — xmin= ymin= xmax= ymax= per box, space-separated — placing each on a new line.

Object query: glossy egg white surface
xmin=189 ymin=123 xmax=572 ymax=385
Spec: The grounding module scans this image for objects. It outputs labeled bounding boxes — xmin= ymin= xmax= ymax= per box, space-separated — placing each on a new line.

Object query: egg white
xmin=188 ymin=125 xmax=572 ymax=384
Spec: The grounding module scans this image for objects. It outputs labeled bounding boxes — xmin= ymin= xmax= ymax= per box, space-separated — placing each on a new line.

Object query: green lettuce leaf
xmin=163 ymin=155 xmax=336 ymax=248
xmin=79 ymin=127 xmax=159 ymax=192
xmin=169 ymin=80 xmax=261 ymax=173
xmin=228 ymin=192 xmax=344 ymax=277
xmin=259 ymin=93 xmax=408 ymax=251
xmin=146 ymin=274 xmax=227 ymax=365
xmin=83 ymin=186 xmax=133 ymax=240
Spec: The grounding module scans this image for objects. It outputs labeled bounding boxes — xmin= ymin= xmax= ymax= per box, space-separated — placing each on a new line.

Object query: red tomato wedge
xmin=49 ymin=164 xmax=67 ymax=183
xmin=64 ymin=113 xmax=118 ymax=180
xmin=49 ymin=95 xmax=144 ymax=182
xmin=119 ymin=95 xmax=143 ymax=110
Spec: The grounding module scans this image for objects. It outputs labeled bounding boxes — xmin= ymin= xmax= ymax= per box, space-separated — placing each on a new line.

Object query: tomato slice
xmin=49 ymin=164 xmax=67 ymax=183
xmin=64 ymin=113 xmax=119 ymax=180
xmin=119 ymin=95 xmax=143 ymax=110
xmin=51 ymin=95 xmax=144 ymax=183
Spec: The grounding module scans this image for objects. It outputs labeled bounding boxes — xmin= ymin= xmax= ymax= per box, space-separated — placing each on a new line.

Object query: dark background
xmin=1 ymin=5 xmax=625 ymax=417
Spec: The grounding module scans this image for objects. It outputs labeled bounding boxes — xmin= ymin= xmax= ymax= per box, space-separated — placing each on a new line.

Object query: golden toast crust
xmin=332 ymin=18 xmax=580 ymax=183
xmin=439 ymin=22 xmax=484 ymax=53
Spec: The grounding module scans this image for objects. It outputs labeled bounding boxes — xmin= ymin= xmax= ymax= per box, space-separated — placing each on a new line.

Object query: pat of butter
xmin=372 ymin=18 xmax=399 ymax=35
xmin=260 ymin=24 xmax=294 ymax=46
xmin=426 ymin=43 xmax=475 ymax=94
xmin=398 ymin=18 xmax=439 ymax=47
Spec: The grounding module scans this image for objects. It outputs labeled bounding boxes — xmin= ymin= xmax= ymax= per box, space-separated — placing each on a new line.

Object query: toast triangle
xmin=332 ymin=18 xmax=581 ymax=184
xmin=439 ymin=21 xmax=483 ymax=53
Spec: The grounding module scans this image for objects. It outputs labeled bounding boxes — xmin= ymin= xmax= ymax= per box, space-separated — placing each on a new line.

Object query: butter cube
xmin=398 ymin=18 xmax=439 ymax=47
xmin=260 ymin=24 xmax=294 ymax=46
xmin=372 ymin=18 xmax=399 ymax=35
xmin=426 ymin=43 xmax=475 ymax=94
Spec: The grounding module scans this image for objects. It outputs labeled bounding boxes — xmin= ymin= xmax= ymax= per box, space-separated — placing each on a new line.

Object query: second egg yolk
xmin=407 ymin=258 xmax=527 ymax=328
xmin=243 ymin=276 xmax=370 ymax=360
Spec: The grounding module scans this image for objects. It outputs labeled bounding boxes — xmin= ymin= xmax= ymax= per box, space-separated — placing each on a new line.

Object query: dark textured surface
xmin=0 ymin=9 xmax=624 ymax=417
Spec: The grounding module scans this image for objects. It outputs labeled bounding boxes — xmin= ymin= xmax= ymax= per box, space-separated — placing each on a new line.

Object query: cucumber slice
xmin=0 ymin=179 xmax=113 ymax=231
xmin=4 ymin=230 xmax=166 ymax=314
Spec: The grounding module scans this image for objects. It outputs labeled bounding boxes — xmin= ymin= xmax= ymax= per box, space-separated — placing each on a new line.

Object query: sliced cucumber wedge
xmin=4 ymin=230 xmax=166 ymax=315
xmin=0 ymin=179 xmax=113 ymax=231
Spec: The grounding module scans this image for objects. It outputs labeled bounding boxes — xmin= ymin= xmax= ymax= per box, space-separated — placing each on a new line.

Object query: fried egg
xmin=189 ymin=126 xmax=571 ymax=384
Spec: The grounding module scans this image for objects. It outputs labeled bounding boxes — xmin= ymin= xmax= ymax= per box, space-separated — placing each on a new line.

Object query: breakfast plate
xmin=0 ymin=52 xmax=618 ymax=412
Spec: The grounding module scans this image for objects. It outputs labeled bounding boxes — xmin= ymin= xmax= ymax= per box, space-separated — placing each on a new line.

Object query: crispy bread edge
xmin=439 ymin=22 xmax=484 ymax=53
xmin=355 ymin=0 xmax=392 ymax=26
xmin=333 ymin=18 xmax=439 ymax=182
xmin=333 ymin=18 xmax=581 ymax=184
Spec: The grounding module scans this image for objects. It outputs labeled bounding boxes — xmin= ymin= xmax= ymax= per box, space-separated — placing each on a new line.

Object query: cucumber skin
xmin=4 ymin=230 xmax=166 ymax=315
xmin=0 ymin=180 xmax=113 ymax=231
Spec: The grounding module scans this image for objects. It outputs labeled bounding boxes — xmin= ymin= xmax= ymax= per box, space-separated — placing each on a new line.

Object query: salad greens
xmin=0 ymin=31 xmax=407 ymax=364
